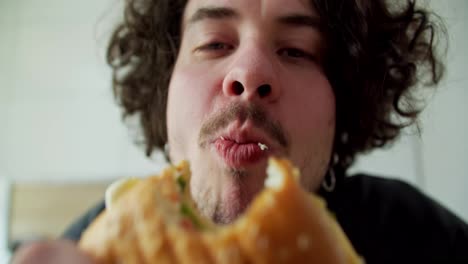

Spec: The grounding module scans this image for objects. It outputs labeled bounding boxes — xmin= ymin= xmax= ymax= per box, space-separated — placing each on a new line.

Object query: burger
xmin=79 ymin=158 xmax=364 ymax=264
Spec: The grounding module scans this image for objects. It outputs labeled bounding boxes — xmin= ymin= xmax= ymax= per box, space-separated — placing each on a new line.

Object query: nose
xmin=222 ymin=44 xmax=280 ymax=102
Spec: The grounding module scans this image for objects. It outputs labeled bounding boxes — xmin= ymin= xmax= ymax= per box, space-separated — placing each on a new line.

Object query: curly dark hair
xmin=108 ymin=0 xmax=445 ymax=171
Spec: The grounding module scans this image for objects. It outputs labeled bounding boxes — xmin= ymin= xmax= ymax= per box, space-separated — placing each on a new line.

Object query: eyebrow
xmin=276 ymin=14 xmax=322 ymax=31
xmin=187 ymin=7 xmax=239 ymax=25
xmin=186 ymin=6 xmax=322 ymax=31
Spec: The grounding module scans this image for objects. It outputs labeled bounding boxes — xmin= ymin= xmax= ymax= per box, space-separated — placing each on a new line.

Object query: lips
xmin=213 ymin=132 xmax=272 ymax=168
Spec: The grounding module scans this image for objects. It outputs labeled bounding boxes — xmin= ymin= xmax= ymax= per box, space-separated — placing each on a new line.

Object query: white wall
xmin=351 ymin=0 xmax=468 ymax=222
xmin=0 ymin=0 xmax=168 ymax=184
xmin=0 ymin=0 xmax=467 ymax=223
xmin=421 ymin=0 xmax=468 ymax=221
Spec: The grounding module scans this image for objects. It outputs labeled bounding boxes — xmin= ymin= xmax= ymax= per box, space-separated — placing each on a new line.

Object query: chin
xmin=213 ymin=166 xmax=267 ymax=223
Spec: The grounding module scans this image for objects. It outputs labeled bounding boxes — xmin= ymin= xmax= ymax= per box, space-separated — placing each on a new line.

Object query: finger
xmin=11 ymin=240 xmax=95 ymax=264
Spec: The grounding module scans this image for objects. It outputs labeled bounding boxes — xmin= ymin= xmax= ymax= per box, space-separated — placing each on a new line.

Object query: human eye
xmin=194 ymin=41 xmax=234 ymax=58
xmin=199 ymin=42 xmax=233 ymax=51
xmin=278 ymin=47 xmax=316 ymax=62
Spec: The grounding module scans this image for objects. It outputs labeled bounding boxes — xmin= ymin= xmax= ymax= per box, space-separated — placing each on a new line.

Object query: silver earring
xmin=322 ymin=167 xmax=336 ymax=192
xmin=322 ymin=153 xmax=339 ymax=192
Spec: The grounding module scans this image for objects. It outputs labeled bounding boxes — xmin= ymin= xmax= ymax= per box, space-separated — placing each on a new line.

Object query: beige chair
xmin=2 ymin=179 xmax=110 ymax=257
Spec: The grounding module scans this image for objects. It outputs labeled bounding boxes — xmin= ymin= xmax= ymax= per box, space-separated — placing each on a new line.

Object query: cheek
xmin=281 ymin=73 xmax=336 ymax=182
xmin=166 ymin=66 xmax=220 ymax=158
xmin=295 ymin=91 xmax=335 ymax=134
xmin=285 ymin=75 xmax=336 ymax=139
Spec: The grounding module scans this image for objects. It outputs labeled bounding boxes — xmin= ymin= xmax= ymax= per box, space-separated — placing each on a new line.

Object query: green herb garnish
xmin=177 ymin=176 xmax=186 ymax=192
xmin=180 ymin=202 xmax=203 ymax=230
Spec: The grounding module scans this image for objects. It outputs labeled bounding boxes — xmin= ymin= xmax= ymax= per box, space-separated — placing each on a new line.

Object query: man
xmin=12 ymin=0 xmax=468 ymax=263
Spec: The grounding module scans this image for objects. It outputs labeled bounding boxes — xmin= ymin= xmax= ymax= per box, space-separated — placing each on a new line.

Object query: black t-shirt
xmin=63 ymin=174 xmax=468 ymax=263
xmin=319 ymin=174 xmax=468 ymax=263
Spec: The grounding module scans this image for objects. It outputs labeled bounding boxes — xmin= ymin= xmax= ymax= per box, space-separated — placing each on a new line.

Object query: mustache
xmin=198 ymin=102 xmax=288 ymax=148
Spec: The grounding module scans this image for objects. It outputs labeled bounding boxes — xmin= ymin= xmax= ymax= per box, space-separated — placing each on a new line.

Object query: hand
xmin=11 ymin=240 xmax=95 ymax=264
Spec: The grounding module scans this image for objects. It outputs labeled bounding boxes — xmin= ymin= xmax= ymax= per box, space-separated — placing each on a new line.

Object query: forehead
xmin=183 ymin=0 xmax=316 ymax=24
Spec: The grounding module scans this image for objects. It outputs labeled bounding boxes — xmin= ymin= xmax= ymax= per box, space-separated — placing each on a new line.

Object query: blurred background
xmin=0 ymin=0 xmax=467 ymax=262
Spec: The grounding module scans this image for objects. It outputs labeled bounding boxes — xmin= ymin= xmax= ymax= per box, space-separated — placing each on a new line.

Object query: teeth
xmin=258 ymin=142 xmax=268 ymax=151
xmin=220 ymin=136 xmax=225 ymax=140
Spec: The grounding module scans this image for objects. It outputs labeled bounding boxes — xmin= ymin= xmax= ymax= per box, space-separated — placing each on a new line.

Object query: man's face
xmin=166 ymin=0 xmax=335 ymax=223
